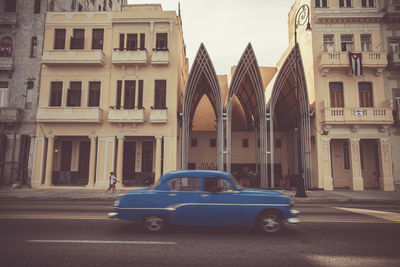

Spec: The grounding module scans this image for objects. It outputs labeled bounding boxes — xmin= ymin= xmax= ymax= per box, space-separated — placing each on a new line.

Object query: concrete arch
xmin=226 ymin=43 xmax=268 ymax=187
xmin=268 ymin=44 xmax=312 ymax=189
xmin=182 ymin=43 xmax=224 ymax=171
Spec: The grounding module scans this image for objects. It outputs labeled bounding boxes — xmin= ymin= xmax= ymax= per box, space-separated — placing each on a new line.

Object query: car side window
xmin=204 ymin=177 xmax=232 ymax=192
xmin=168 ymin=177 xmax=201 ymax=192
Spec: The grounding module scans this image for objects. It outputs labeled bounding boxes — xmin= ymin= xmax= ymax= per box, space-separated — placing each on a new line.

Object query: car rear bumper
xmin=108 ymin=212 xmax=119 ymax=219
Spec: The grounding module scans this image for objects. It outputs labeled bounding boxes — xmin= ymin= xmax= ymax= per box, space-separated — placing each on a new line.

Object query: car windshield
xmin=230 ymin=175 xmax=244 ymax=190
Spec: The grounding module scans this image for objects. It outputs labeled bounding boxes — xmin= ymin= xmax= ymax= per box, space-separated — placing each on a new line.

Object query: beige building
xmin=383 ymin=0 xmax=400 ymax=190
xmin=282 ymin=0 xmax=396 ymax=191
xmin=32 ymin=4 xmax=187 ymax=187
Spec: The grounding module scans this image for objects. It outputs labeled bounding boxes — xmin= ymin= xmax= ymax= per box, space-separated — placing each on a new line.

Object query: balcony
xmin=319 ymin=51 xmax=388 ymax=76
xmin=0 ymin=12 xmax=17 ymax=25
xmin=42 ymin=50 xmax=105 ymax=66
xmin=111 ymin=49 xmax=147 ymax=65
xmin=107 ymin=107 xmax=145 ymax=123
xmin=0 ymin=57 xmax=13 ymax=71
xmin=388 ymin=52 xmax=400 ymax=70
xmin=151 ymin=49 xmax=169 ymax=65
xmin=385 ymin=4 xmax=400 ymax=14
xmin=149 ymin=108 xmax=168 ymax=123
xmin=321 ymin=105 xmax=393 ymax=125
xmin=0 ymin=107 xmax=23 ymax=123
xmin=36 ymin=107 xmax=102 ymax=123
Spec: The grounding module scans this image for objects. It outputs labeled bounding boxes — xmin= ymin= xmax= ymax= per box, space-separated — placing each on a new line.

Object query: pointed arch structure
xmin=226 ymin=43 xmax=268 ymax=187
xmin=267 ymin=44 xmax=312 ymax=189
xmin=182 ymin=44 xmax=224 ymax=170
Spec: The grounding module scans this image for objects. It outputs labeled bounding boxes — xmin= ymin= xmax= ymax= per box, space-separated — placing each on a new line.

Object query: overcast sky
xmin=128 ymin=0 xmax=296 ymax=75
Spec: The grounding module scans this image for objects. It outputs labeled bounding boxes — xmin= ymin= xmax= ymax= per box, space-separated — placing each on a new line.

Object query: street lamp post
xmin=294 ymin=4 xmax=311 ymax=198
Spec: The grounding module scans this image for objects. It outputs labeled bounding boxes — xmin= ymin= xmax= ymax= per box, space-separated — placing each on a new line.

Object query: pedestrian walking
xmin=106 ymin=172 xmax=119 ymax=193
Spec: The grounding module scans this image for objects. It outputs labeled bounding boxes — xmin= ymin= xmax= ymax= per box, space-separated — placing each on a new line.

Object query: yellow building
xmin=284 ymin=0 xmax=395 ymax=191
xmin=32 ymin=4 xmax=188 ymax=188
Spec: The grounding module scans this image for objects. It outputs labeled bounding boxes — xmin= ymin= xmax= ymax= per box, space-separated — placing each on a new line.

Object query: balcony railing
xmin=36 ymin=107 xmax=102 ymax=123
xmin=108 ymin=107 xmax=145 ymax=123
xmin=42 ymin=50 xmax=105 ymax=66
xmin=149 ymin=107 xmax=168 ymax=123
xmin=319 ymin=51 xmax=388 ymax=76
xmin=0 ymin=57 xmax=13 ymax=71
xmin=322 ymin=106 xmax=393 ymax=125
xmin=0 ymin=12 xmax=17 ymax=25
xmin=0 ymin=107 xmax=23 ymax=123
xmin=111 ymin=48 xmax=147 ymax=65
xmin=151 ymin=48 xmax=169 ymax=65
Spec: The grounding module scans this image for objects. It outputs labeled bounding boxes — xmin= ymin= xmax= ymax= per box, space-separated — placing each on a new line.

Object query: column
xmin=117 ymin=136 xmax=124 ymax=184
xmin=155 ymin=136 xmax=162 ymax=183
xmin=163 ymin=136 xmax=172 ymax=173
xmin=87 ymin=135 xmax=97 ymax=187
xmin=321 ymin=138 xmax=333 ymax=190
xmin=44 ymin=135 xmax=54 ymax=186
xmin=349 ymin=139 xmax=364 ymax=191
xmin=31 ymin=135 xmax=45 ymax=187
xmin=378 ymin=138 xmax=395 ymax=191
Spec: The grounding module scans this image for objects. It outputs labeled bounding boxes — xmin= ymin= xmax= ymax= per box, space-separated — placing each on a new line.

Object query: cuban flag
xmin=348 ymin=52 xmax=363 ymax=75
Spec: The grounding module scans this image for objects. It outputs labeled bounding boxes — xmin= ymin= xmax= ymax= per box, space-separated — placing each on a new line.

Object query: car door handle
xmin=168 ymin=194 xmax=177 ymax=196
xmin=201 ymin=194 xmax=210 ymax=197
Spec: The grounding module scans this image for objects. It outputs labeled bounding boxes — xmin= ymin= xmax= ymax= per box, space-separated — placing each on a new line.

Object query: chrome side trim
xmin=118 ymin=203 xmax=290 ymax=212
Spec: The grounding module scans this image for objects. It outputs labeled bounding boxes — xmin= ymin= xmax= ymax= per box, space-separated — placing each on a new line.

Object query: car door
xmin=200 ymin=177 xmax=244 ymax=226
xmin=162 ymin=177 xmax=203 ymax=226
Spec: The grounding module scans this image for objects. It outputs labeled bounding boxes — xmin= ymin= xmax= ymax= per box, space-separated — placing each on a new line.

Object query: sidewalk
xmin=1 ymin=187 xmax=400 ymax=203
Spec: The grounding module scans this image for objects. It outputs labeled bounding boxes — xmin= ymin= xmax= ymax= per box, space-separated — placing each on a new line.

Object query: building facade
xmin=32 ymin=4 xmax=188 ymax=187
xmin=383 ymin=0 xmax=400 ymax=190
xmin=0 ymin=0 xmax=123 ymax=187
xmin=287 ymin=0 xmax=396 ymax=190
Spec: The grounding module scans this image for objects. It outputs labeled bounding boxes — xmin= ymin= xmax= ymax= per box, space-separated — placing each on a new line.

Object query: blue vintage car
xmin=109 ymin=170 xmax=299 ymax=233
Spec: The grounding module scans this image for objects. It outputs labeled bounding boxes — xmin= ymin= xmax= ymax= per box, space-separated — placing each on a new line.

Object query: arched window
xmin=1 ymin=37 xmax=13 ymax=57
xmin=30 ymin=37 xmax=37 ymax=58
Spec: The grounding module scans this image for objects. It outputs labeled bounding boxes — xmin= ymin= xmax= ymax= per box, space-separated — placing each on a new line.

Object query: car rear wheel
xmin=258 ymin=212 xmax=283 ymax=234
xmin=143 ymin=215 xmax=166 ymax=232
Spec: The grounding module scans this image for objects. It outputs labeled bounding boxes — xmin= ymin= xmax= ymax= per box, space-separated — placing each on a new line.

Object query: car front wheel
xmin=258 ymin=212 xmax=283 ymax=234
xmin=143 ymin=215 xmax=166 ymax=232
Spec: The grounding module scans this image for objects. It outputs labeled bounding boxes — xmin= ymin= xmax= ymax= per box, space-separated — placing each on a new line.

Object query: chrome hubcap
xmin=261 ymin=214 xmax=281 ymax=233
xmin=145 ymin=216 xmax=164 ymax=231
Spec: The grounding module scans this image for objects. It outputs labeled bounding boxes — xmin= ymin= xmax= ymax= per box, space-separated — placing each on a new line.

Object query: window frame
xmin=155 ymin=33 xmax=168 ymax=51
xmin=323 ymin=34 xmax=334 ymax=52
xmin=329 ymin=82 xmax=344 ymax=108
xmin=88 ymin=81 xmax=101 ymax=107
xmin=339 ymin=0 xmax=353 ymax=7
xmin=360 ymin=34 xmax=372 ymax=52
xmin=341 ymin=34 xmax=354 ymax=52
xmin=50 ymin=81 xmax=63 ymax=107
xmin=358 ymin=82 xmax=374 ymax=108
xmin=54 ymin=29 xmax=66 ymax=50
xmin=0 ymin=37 xmax=13 ymax=57
xmin=361 ymin=0 xmax=375 ymax=8
xmin=67 ymin=81 xmax=82 ymax=107
xmin=315 ymin=0 xmax=328 ymax=7
xmin=154 ymin=80 xmax=167 ymax=109
xmin=70 ymin=29 xmax=85 ymax=50
xmin=91 ymin=29 xmax=104 ymax=50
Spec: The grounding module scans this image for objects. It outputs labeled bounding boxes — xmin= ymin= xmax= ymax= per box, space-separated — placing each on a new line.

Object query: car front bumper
xmin=287 ymin=209 xmax=300 ymax=224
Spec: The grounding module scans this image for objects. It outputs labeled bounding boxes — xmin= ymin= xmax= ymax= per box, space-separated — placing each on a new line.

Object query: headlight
xmin=113 ymin=199 xmax=120 ymax=208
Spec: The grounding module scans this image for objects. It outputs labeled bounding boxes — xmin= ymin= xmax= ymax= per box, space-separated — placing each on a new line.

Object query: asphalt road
xmin=1 ymin=200 xmax=400 ymax=267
